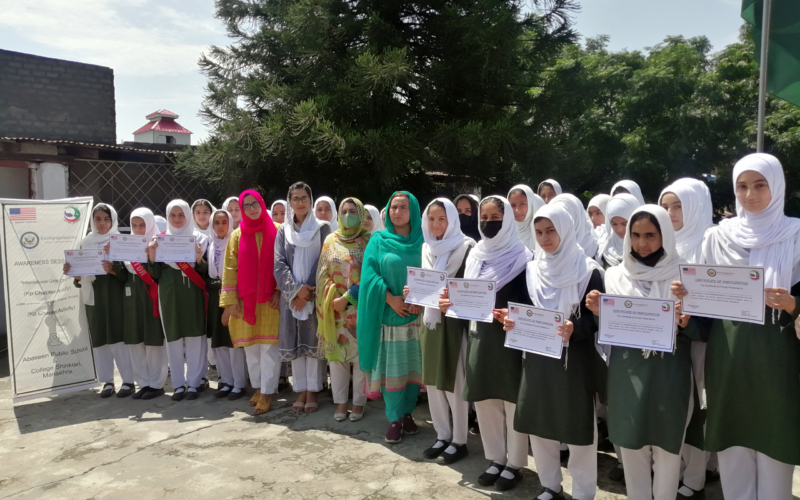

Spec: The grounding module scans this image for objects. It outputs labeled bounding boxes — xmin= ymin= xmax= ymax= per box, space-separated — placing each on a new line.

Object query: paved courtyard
xmin=1 ymin=356 xmax=798 ymax=499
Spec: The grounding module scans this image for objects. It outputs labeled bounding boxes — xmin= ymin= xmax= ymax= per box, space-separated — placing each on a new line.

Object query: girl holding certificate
xmin=220 ymin=191 xmax=282 ymax=415
xmin=587 ymin=205 xmax=701 ymax=500
xmin=275 ymin=182 xmax=331 ymax=412
xmin=65 ymin=203 xmax=135 ymax=398
xmin=537 ymin=179 xmax=562 ymax=204
xmin=123 ymin=208 xmax=167 ymax=400
xmin=502 ymin=203 xmax=604 ymax=500
xmin=412 ymin=199 xmax=475 ymax=464
xmin=673 ymin=153 xmax=800 ymax=500
xmin=440 ymin=196 xmax=533 ymax=491
xmin=659 ymin=178 xmax=716 ymax=499
xmin=357 ymin=191 xmax=424 ymax=444
xmin=147 ymin=200 xmax=208 ymax=401
xmin=508 ymin=185 xmax=544 ymax=252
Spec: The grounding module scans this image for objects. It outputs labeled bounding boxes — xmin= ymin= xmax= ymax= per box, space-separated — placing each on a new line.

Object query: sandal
xmin=248 ymin=389 xmax=261 ymax=407
xmin=99 ymin=383 xmax=115 ymax=398
xmin=292 ymin=401 xmax=307 ymax=412
xmin=304 ymin=402 xmax=319 ymax=413
xmin=254 ymin=394 xmax=272 ymax=416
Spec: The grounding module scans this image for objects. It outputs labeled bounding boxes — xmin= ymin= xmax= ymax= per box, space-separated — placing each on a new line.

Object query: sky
xmin=0 ymin=0 xmax=746 ymax=145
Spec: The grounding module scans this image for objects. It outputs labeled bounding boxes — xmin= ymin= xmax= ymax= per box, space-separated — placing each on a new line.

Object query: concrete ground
xmin=1 ymin=356 xmax=799 ymax=499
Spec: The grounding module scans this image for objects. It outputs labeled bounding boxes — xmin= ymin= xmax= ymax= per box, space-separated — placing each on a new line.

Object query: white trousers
xmin=214 ymin=346 xmax=247 ymax=390
xmin=621 ymin=445 xmax=682 ymax=500
xmin=474 ymin=399 xmax=528 ymax=469
xmin=292 ymin=356 xmax=327 ymax=392
xmin=718 ymin=446 xmax=794 ymax=500
xmin=330 ymin=360 xmax=367 ymax=406
xmin=530 ymin=432 xmax=598 ymax=500
xmin=680 ymin=444 xmax=710 ymax=491
xmin=244 ymin=344 xmax=281 ymax=395
xmin=94 ymin=342 xmax=134 ymax=385
xmin=128 ymin=343 xmax=168 ymax=389
xmin=427 ymin=335 xmax=469 ymax=445
xmin=165 ymin=336 xmax=208 ymax=389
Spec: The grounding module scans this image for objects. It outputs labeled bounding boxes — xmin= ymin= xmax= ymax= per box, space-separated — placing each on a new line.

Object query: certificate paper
xmin=598 ymin=294 xmax=676 ymax=352
xmin=445 ymin=279 xmax=496 ymax=323
xmin=405 ymin=267 xmax=447 ymax=308
xmin=155 ymin=235 xmax=196 ymax=263
xmin=64 ymin=249 xmax=106 ymax=276
xmin=504 ymin=302 xmax=564 ymax=359
xmin=679 ymin=264 xmax=765 ymax=324
xmin=108 ymin=234 xmax=149 ymax=263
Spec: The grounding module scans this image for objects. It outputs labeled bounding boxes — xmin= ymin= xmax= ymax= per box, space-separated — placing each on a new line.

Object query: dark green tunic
xmin=463 ymin=270 xmax=531 ymax=403
xmin=205 ymin=278 xmax=233 ymax=349
xmin=704 ymin=289 xmax=800 ymax=465
xmin=121 ymin=267 xmax=164 ymax=346
xmin=147 ymin=262 xmax=207 ymax=343
xmin=515 ymin=270 xmax=605 ymax=446
xmin=607 ymin=318 xmax=703 ymax=455
xmin=420 ymin=252 xmax=469 ymax=392
xmin=75 ymin=263 xmax=126 ymax=348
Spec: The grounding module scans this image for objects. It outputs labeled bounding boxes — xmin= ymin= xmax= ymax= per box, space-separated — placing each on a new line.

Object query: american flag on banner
xmin=408 ymin=270 xmax=415 ymax=276
xmin=682 ymin=267 xmax=696 ymax=275
xmin=510 ymin=306 xmax=519 ymax=314
xmin=449 ymin=281 xmax=458 ymax=287
xmin=9 ymin=207 xmax=36 ymax=221
xmin=602 ymin=298 xmax=615 ymax=306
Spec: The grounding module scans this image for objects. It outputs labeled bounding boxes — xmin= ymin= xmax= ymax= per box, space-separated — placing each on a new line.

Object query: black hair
xmin=191 ymin=199 xmax=213 ymax=212
xmin=480 ymin=196 xmax=505 ymax=214
xmin=288 ymin=181 xmax=313 ymax=200
xmin=612 ymin=186 xmax=630 ymax=196
xmin=508 ymin=188 xmax=526 ymax=198
xmin=629 ymin=211 xmax=662 ymax=236
xmin=538 ymin=182 xmax=555 ymax=194
xmin=92 ymin=203 xmax=112 ymax=219
xmin=533 ymin=216 xmax=548 ymax=224
xmin=429 ymin=200 xmax=446 ymax=210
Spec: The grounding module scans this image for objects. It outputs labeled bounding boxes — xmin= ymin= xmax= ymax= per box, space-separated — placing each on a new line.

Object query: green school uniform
xmin=75 ymin=263 xmax=126 ymax=348
xmin=147 ymin=262 xmax=207 ymax=343
xmin=120 ymin=266 xmax=164 ymax=346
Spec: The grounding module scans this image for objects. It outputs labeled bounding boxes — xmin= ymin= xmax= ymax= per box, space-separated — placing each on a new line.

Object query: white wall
xmin=31 ymin=162 xmax=68 ymax=200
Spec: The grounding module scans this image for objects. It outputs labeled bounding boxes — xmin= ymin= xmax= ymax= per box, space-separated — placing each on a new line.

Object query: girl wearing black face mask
xmin=439 ymin=196 xmax=533 ymax=491
xmin=585 ymin=205 xmax=703 ymax=500
xmin=453 ymin=194 xmax=481 ymax=241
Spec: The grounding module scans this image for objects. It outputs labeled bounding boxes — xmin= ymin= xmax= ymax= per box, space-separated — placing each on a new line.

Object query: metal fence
xmin=68 ymin=159 xmax=209 ymax=226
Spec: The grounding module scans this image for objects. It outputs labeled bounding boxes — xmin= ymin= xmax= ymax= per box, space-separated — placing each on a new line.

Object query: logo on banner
xmin=554 ymin=314 xmax=562 ymax=323
xmin=526 ymin=309 xmax=533 ymax=317
xmin=750 ymin=270 xmax=760 ymax=280
xmin=487 ymin=283 xmax=494 ymax=291
xmin=439 ymin=274 xmax=445 ymax=281
xmin=20 ymin=231 xmax=39 ymax=249
xmin=464 ymin=282 xmax=470 ymax=289
xmin=420 ymin=271 xmax=426 ymax=278
xmin=9 ymin=207 xmax=36 ymax=222
xmin=662 ymin=303 xmax=672 ymax=312
xmin=624 ymin=300 xmax=633 ymax=308
xmin=707 ymin=269 xmax=717 ymax=277
xmin=63 ymin=206 xmax=81 ymax=223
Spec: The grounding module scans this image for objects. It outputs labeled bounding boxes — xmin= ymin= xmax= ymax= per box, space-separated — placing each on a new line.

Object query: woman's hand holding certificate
xmin=598 ymin=294 xmax=677 ymax=352
xmin=405 ymin=267 xmax=447 ymax=308
xmin=108 ymin=234 xmax=149 ymax=262
xmin=155 ymin=235 xmax=197 ymax=263
xmin=678 ymin=264 xmax=766 ymax=324
xmin=503 ymin=302 xmax=566 ymax=358
xmin=64 ymin=249 xmax=106 ymax=276
xmin=444 ymin=278 xmax=496 ymax=323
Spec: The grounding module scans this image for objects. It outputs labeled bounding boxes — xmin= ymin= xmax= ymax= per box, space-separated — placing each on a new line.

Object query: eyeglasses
xmin=242 ymin=202 xmax=260 ymax=210
xmin=291 ymin=196 xmax=310 ymax=204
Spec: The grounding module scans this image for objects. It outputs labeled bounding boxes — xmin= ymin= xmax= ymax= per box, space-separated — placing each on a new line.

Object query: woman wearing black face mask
xmin=585 ymin=205 xmax=703 ymax=500
xmin=453 ymin=194 xmax=481 ymax=241
xmin=439 ymin=195 xmax=533 ymax=491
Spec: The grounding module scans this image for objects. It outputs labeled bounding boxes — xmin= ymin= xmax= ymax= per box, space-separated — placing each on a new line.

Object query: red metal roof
xmin=145 ymin=109 xmax=179 ymax=120
xmin=132 ymin=118 xmax=192 ymax=135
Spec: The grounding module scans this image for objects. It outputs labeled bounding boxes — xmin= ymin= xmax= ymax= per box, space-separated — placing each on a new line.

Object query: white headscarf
xmin=469 ymin=194 xmax=480 ymax=203
xmin=600 ymin=194 xmax=642 ymax=267
xmin=125 ymin=207 xmax=159 ymax=274
xmin=527 ymin=204 xmax=603 ymax=318
xmin=79 ymin=203 xmax=120 ymax=306
xmin=154 ymin=215 xmax=167 ymax=233
xmin=222 ymin=196 xmax=240 ymax=227
xmin=165 ymin=199 xmax=206 ymax=270
xmin=364 ymin=204 xmax=385 ymax=233
xmin=208 ymin=209 xmax=234 ymax=280
xmin=605 ymin=205 xmax=686 ymax=357
xmin=286 ymin=190 xmax=328 ymax=320
xmin=271 ymin=200 xmax=287 ymax=224
xmin=314 ymin=196 xmax=339 ymax=232
xmin=611 ymin=180 xmax=645 ymax=205
xmin=704 ymin=153 xmax=800 ymax=292
xmin=464 ymin=196 xmax=533 ymax=290
xmin=422 ymin=198 xmax=476 ymax=328
xmin=551 ymin=194 xmax=598 ymax=259
xmin=660 ymin=178 xmax=713 ymax=263
xmin=537 ymin=179 xmax=563 ymax=201
xmin=191 ymin=199 xmax=216 ymax=241
xmin=588 ymin=193 xmax=612 ymax=250
xmin=508 ymin=184 xmax=544 ymax=251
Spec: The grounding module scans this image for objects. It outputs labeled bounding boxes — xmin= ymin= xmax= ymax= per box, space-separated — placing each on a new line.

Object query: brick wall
xmin=0 ymin=50 xmax=116 ymax=144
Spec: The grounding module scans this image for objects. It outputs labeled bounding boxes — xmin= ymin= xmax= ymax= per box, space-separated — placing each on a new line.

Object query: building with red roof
xmin=132 ymin=109 xmax=192 ymax=145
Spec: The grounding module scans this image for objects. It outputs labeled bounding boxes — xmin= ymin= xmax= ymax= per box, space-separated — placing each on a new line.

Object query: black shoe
xmin=100 ymin=383 xmax=115 ymax=398
xmin=214 ymin=383 xmax=232 ymax=398
xmin=196 ymin=378 xmax=209 ymax=393
xmin=185 ymin=389 xmax=200 ymax=400
xmin=705 ymin=469 xmax=720 ymax=483
xmin=494 ymin=466 xmax=523 ymax=491
xmin=278 ymin=377 xmax=289 ymax=392
xmin=132 ymin=386 xmax=151 ymax=400
xmin=227 ymin=389 xmax=246 ymax=401
xmin=477 ymin=462 xmax=505 ymax=487
xmin=538 ymin=486 xmax=565 ymax=499
xmin=142 ymin=387 xmax=165 ymax=400
xmin=172 ymin=388 xmax=186 ymax=401
xmin=608 ymin=462 xmax=625 ymax=482
xmin=468 ymin=409 xmax=480 ymax=435
xmin=423 ymin=440 xmax=449 ymax=459
xmin=559 ymin=447 xmax=570 ymax=463
xmin=116 ymin=383 xmax=134 ymax=398
xmin=437 ymin=443 xmax=468 ymax=465
xmin=677 ymin=484 xmax=706 ymax=499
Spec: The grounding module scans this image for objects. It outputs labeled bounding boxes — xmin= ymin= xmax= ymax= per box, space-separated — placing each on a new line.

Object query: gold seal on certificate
xmin=108 ymin=234 xmax=149 ymax=262
xmin=679 ymin=264 xmax=765 ymax=324
xmin=504 ymin=302 xmax=564 ymax=359
xmin=598 ymin=294 xmax=676 ymax=352
xmin=155 ymin=235 xmax=196 ymax=263
xmin=64 ymin=249 xmax=106 ymax=276
xmin=445 ymin=278 xmax=496 ymax=323
xmin=405 ymin=267 xmax=447 ymax=308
